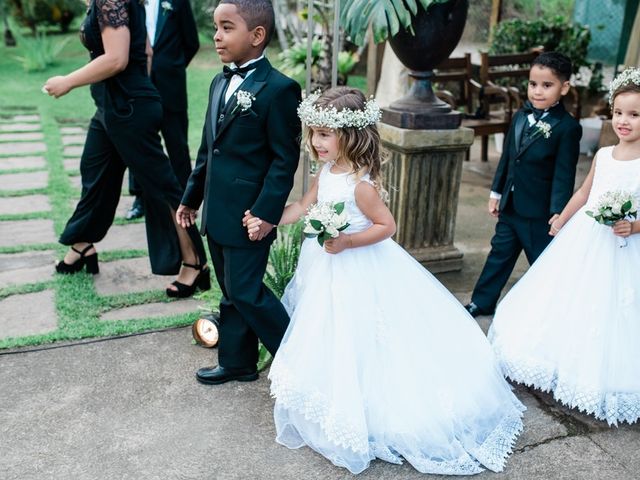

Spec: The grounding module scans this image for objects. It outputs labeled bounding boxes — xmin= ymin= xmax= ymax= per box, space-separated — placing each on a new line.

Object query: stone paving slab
xmin=0 ymin=250 xmax=55 ymax=288
xmin=0 ymin=123 xmax=41 ymax=132
xmin=95 ymin=223 xmax=147 ymax=253
xmin=101 ymin=298 xmax=200 ymax=321
xmin=0 ymin=290 xmax=57 ymax=340
xmin=93 ymin=257 xmax=169 ymax=296
xmin=63 ymin=145 xmax=83 ymax=157
xmin=69 ymin=174 xmax=82 ymax=190
xmin=0 ymin=219 xmax=56 ymax=247
xmin=63 ymin=158 xmax=80 ymax=172
xmin=512 ymin=385 xmax=568 ymax=450
xmin=61 ymin=135 xmax=86 ymax=146
xmin=0 ymin=194 xmax=51 ymax=215
xmin=0 ymin=114 xmax=40 ymax=122
xmin=59 ymin=127 xmax=86 ymax=135
xmin=0 ymin=132 xmax=44 ymax=142
xmin=0 ymin=171 xmax=48 ymax=191
xmin=115 ymin=195 xmax=134 ymax=218
xmin=0 ymin=156 xmax=46 ymax=171
xmin=0 ymin=142 xmax=46 ymax=156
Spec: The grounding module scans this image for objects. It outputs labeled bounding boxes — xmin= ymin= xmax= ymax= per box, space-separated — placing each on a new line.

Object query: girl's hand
xmin=613 ymin=220 xmax=633 ymax=238
xmin=43 ymin=76 xmax=72 ymax=98
xmin=245 ymin=216 xmax=262 ymax=238
xmin=548 ymin=214 xmax=563 ymax=236
xmin=324 ymin=233 xmax=350 ymax=254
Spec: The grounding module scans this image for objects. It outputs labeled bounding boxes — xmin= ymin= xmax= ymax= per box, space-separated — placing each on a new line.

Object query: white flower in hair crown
xmin=608 ymin=67 xmax=640 ymax=105
xmin=297 ymin=91 xmax=382 ymax=129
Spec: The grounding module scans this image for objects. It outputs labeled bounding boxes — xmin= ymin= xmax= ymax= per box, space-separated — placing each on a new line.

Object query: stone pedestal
xmin=378 ymin=123 xmax=473 ymax=273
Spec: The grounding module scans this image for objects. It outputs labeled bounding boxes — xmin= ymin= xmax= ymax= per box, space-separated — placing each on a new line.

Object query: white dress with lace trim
xmin=269 ymin=163 xmax=525 ymax=475
xmin=489 ymin=146 xmax=640 ymax=426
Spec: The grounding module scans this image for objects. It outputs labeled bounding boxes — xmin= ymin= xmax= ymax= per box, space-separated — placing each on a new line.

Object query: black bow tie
xmin=223 ymin=64 xmax=253 ymax=79
xmin=523 ymin=100 xmax=545 ymax=122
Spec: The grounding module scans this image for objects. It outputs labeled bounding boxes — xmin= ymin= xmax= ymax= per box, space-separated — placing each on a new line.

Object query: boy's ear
xmin=560 ymin=80 xmax=571 ymax=96
xmin=250 ymin=26 xmax=267 ymax=48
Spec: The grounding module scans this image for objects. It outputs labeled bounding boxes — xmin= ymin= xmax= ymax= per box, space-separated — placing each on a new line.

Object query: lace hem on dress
xmin=270 ymin=365 xmax=525 ymax=474
xmin=96 ymin=0 xmax=130 ymax=30
xmin=497 ymin=354 xmax=640 ymax=426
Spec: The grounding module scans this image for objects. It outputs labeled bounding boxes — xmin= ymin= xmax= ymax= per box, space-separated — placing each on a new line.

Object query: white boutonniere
xmin=534 ymin=121 xmax=552 ymax=139
xmin=161 ymin=1 xmax=173 ymax=13
xmin=232 ymin=90 xmax=256 ymax=114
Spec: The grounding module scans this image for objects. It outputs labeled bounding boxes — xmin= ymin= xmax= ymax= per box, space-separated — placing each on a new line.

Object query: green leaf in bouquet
xmin=585 ymin=210 xmax=594 ymax=218
xmin=303 ymin=232 xmax=317 ymax=239
xmin=317 ymin=232 xmax=328 ymax=247
xmin=622 ymin=200 xmax=632 ymax=213
xmin=334 ymin=202 xmax=345 ymax=215
xmin=337 ymin=222 xmax=350 ymax=232
xmin=310 ymin=219 xmax=324 ymax=231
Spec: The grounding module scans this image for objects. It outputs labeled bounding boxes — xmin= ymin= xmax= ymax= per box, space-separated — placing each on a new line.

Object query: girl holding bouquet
xmin=245 ymin=87 xmax=524 ymax=475
xmin=489 ymin=68 xmax=640 ymax=425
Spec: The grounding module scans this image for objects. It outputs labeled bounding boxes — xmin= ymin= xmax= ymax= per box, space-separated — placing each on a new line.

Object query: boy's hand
xmin=324 ymin=233 xmax=350 ymax=254
xmin=176 ymin=204 xmax=198 ymax=228
xmin=613 ymin=220 xmax=633 ymax=238
xmin=243 ymin=210 xmax=273 ymax=241
xmin=488 ymin=198 xmax=500 ymax=217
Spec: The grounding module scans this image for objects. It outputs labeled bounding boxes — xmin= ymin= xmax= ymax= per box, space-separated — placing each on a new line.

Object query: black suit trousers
xmin=207 ymin=236 xmax=290 ymax=370
xmin=471 ymin=201 xmax=553 ymax=311
xmin=59 ymin=99 xmax=206 ymax=275
xmin=129 ymin=108 xmax=192 ymax=194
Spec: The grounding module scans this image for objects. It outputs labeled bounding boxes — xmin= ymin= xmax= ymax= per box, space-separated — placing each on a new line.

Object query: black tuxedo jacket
xmin=149 ymin=0 xmax=199 ymax=112
xmin=182 ymin=59 xmax=302 ymax=247
xmin=492 ymin=103 xmax=582 ymax=219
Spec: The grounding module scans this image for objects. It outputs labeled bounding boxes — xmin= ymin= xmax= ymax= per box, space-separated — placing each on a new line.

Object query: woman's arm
xmin=44 ymin=26 xmax=130 ymax=98
xmin=324 ymin=182 xmax=396 ymax=254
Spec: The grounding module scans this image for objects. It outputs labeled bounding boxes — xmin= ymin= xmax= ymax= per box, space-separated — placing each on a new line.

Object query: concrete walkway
xmin=1 ymin=135 xmax=638 ymax=479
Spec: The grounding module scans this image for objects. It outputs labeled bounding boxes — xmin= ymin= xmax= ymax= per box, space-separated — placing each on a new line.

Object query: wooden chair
xmin=434 ymin=54 xmax=515 ymax=162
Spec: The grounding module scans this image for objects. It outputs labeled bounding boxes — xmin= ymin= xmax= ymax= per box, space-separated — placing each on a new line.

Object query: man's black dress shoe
xmin=125 ymin=196 xmax=144 ymax=220
xmin=196 ymin=365 xmax=258 ymax=385
xmin=464 ymin=302 xmax=494 ymax=318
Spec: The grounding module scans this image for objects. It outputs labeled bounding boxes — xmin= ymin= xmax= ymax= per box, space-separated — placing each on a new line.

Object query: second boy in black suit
xmin=466 ymin=52 xmax=582 ymax=317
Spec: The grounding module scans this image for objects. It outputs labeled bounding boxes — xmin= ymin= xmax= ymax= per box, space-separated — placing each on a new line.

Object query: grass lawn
xmin=0 ymin=31 xmax=365 ymax=349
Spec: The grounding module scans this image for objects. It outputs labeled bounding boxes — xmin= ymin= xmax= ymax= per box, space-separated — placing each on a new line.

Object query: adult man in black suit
xmin=465 ymin=52 xmax=582 ymax=317
xmin=177 ymin=0 xmax=301 ymax=384
xmin=126 ymin=0 xmax=199 ymax=220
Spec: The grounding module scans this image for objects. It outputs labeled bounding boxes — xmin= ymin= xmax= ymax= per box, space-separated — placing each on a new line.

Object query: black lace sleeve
xmin=95 ymin=0 xmax=130 ymax=30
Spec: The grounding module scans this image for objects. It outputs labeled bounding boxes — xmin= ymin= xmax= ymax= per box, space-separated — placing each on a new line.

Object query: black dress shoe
xmin=125 ymin=197 xmax=144 ymax=220
xmin=464 ymin=302 xmax=494 ymax=318
xmin=196 ymin=365 xmax=258 ymax=385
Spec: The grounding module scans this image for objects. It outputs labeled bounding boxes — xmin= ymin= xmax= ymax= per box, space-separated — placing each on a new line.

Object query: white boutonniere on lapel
xmin=534 ymin=120 xmax=552 ymax=139
xmin=232 ymin=90 xmax=256 ymax=115
xmin=161 ymin=1 xmax=173 ymax=13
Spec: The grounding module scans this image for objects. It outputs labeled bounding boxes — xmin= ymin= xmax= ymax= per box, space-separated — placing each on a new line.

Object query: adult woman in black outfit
xmin=43 ymin=0 xmax=208 ymax=297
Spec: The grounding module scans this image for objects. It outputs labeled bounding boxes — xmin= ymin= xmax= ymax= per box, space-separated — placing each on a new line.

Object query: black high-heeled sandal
xmin=166 ymin=262 xmax=211 ymax=298
xmin=55 ymin=244 xmax=99 ymax=275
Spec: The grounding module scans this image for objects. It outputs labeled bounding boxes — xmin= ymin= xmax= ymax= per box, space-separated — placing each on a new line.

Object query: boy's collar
xmin=231 ymin=54 xmax=265 ymax=69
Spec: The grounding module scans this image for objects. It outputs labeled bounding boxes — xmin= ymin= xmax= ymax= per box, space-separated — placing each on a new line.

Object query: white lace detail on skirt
xmin=270 ymin=366 xmax=370 ymax=454
xmin=497 ymin=353 xmax=640 ymax=426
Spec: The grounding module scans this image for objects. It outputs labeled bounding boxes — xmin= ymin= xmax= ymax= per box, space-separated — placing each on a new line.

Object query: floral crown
xmin=609 ymin=67 xmax=640 ymax=105
xmin=297 ymin=91 xmax=382 ymax=129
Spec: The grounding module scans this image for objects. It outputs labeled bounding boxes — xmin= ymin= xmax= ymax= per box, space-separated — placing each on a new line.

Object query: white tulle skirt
xmin=269 ymin=238 xmax=524 ymax=475
xmin=489 ymin=207 xmax=640 ymax=426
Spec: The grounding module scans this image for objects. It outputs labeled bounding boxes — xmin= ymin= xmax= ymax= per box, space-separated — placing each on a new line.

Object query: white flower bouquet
xmin=586 ymin=190 xmax=638 ymax=247
xmin=534 ymin=120 xmax=552 ymax=139
xmin=232 ymin=90 xmax=255 ymax=114
xmin=303 ymin=201 xmax=350 ymax=246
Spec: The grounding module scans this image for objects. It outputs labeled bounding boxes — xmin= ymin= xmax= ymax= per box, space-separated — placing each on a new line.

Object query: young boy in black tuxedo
xmin=465 ymin=52 xmax=582 ymax=317
xmin=177 ymin=0 xmax=302 ymax=384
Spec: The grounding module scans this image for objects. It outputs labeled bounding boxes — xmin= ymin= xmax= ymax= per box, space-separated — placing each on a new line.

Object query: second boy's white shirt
xmin=145 ymin=0 xmax=159 ymax=47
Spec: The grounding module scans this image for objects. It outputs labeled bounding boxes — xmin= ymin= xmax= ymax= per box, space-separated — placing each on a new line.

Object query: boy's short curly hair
xmin=220 ymin=0 xmax=275 ymax=47
xmin=531 ymin=52 xmax=573 ymax=83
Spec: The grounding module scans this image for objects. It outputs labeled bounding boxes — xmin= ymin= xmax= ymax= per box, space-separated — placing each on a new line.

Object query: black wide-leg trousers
xmin=59 ymin=98 xmax=206 ymax=275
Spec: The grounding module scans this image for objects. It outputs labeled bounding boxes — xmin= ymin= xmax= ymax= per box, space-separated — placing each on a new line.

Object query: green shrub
xmin=264 ymin=222 xmax=303 ymax=300
xmin=9 ymin=0 xmax=83 ymax=32
xmin=13 ymin=29 xmax=70 ymax=72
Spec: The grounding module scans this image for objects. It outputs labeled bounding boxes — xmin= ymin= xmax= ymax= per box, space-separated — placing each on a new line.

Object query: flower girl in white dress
xmin=246 ymin=87 xmax=524 ymax=475
xmin=489 ymin=68 xmax=640 ymax=426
